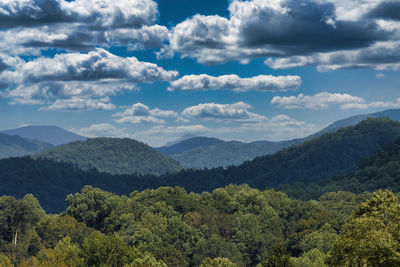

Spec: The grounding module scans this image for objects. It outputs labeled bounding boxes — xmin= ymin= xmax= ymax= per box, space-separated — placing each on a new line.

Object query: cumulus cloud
xmin=168 ymin=74 xmax=301 ymax=92
xmin=0 ymin=0 xmax=158 ymax=28
xmin=340 ymin=98 xmax=400 ymax=110
xmin=213 ymin=114 xmax=319 ymax=142
xmin=271 ymin=91 xmax=400 ymax=110
xmin=75 ymin=123 xmax=123 ymax=137
xmin=107 ymin=25 xmax=169 ymax=50
xmin=164 ymin=0 xmax=399 ymax=69
xmin=0 ymin=0 xmax=167 ymax=53
xmin=376 ymin=73 xmax=385 ymax=79
xmin=182 ymin=102 xmax=266 ymax=122
xmin=0 ymin=49 xmax=178 ymax=110
xmin=40 ymin=97 xmax=115 ymax=111
xmin=131 ymin=124 xmax=211 ymax=146
xmin=265 ymin=41 xmax=400 ymax=71
xmin=0 ymin=48 xmax=177 ymax=84
xmin=368 ymin=1 xmax=400 ymax=21
xmin=271 ymin=92 xmax=364 ymax=109
xmin=113 ymin=103 xmax=179 ymax=124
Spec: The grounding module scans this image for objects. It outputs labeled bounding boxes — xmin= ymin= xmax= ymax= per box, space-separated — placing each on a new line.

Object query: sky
xmin=0 ymin=0 xmax=399 ymax=146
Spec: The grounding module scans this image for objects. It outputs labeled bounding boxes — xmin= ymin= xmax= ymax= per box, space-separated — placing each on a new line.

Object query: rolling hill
xmin=281 ymin=134 xmax=400 ymax=200
xmin=1 ymin=118 xmax=399 ymax=213
xmin=34 ymin=137 xmax=183 ymax=175
xmin=0 ymin=132 xmax=53 ymax=159
xmin=170 ymin=139 xmax=296 ymax=169
xmin=2 ymin=125 xmax=86 ymax=146
xmin=155 ymin=136 xmax=225 ymax=156
xmin=158 ymin=109 xmax=400 ymax=169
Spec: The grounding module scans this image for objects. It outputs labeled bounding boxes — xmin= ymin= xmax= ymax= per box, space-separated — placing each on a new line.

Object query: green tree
xmin=0 ymin=194 xmax=45 ymax=263
xmin=328 ymin=190 xmax=400 ymax=266
xmin=200 ymin=257 xmax=237 ymax=267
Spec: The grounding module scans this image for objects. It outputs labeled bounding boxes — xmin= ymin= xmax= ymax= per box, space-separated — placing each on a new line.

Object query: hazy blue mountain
xmin=318 ymin=108 xmax=400 ymax=134
xmin=170 ymin=139 xmax=295 ymax=169
xmin=34 ymin=137 xmax=183 ymax=175
xmin=0 ymin=132 xmax=53 ymax=159
xmin=163 ymin=134 xmax=198 ymax=147
xmin=2 ymin=126 xmax=86 ymax=146
xmin=162 ymin=109 xmax=400 ymax=169
xmin=2 ymin=118 xmax=400 ymax=213
xmin=156 ymin=136 xmax=224 ymax=156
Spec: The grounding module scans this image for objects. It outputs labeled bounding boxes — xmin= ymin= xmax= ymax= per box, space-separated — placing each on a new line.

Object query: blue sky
xmin=0 ymin=0 xmax=399 ymax=146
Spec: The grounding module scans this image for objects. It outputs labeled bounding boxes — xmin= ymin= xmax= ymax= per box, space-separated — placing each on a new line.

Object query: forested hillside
xmin=170 ymin=139 xmax=297 ymax=169
xmin=156 ymin=137 xmax=225 ymax=156
xmin=34 ymin=137 xmax=183 ymax=175
xmin=157 ymin=109 xmax=400 ymax=169
xmin=0 ymin=133 xmax=52 ymax=159
xmin=1 ymin=186 xmax=399 ymax=266
xmin=281 ymin=135 xmax=400 ymax=200
xmin=2 ymin=118 xmax=400 ymax=214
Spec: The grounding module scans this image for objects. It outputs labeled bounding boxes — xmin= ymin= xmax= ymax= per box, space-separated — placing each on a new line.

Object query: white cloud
xmin=265 ymin=41 xmax=400 ymax=71
xmin=75 ymin=123 xmax=123 ymax=137
xmin=376 ymin=73 xmax=385 ymax=79
xmin=113 ymin=103 xmax=178 ymax=124
xmin=340 ymin=98 xmax=400 ymax=110
xmin=0 ymin=0 xmax=168 ymax=53
xmin=1 ymin=49 xmax=178 ymax=110
xmin=182 ymin=102 xmax=266 ymax=122
xmin=168 ymin=74 xmax=301 ymax=92
xmin=0 ymin=48 xmax=178 ymax=84
xmin=164 ymin=0 xmax=398 ymax=69
xmin=0 ymin=0 xmax=158 ymax=28
xmin=106 ymin=25 xmax=169 ymax=50
xmin=214 ymin=114 xmax=319 ymax=142
xmin=271 ymin=92 xmax=364 ymax=109
xmin=131 ymin=124 xmax=211 ymax=146
xmin=272 ymin=91 xmax=400 ymax=110
xmin=40 ymin=97 xmax=116 ymax=111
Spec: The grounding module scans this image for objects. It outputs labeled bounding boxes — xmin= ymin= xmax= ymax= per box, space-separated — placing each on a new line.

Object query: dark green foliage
xmin=282 ymin=134 xmax=400 ymax=200
xmin=170 ymin=140 xmax=295 ymax=169
xmin=1 ymin=118 xmax=400 ymax=214
xmin=319 ymin=108 xmax=400 ymax=134
xmin=34 ymin=137 xmax=183 ymax=175
xmin=1 ymin=186 xmax=398 ymax=266
xmin=156 ymin=137 xmax=225 ymax=156
xmin=327 ymin=190 xmax=400 ymax=266
xmin=0 ymin=133 xmax=52 ymax=159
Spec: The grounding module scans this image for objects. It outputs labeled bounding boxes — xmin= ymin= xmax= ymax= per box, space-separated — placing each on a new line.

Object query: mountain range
xmin=34 ymin=137 xmax=183 ymax=176
xmin=156 ymin=108 xmax=400 ymax=169
xmin=2 ymin=125 xmax=86 ymax=146
xmin=0 ymin=133 xmax=53 ymax=159
xmin=1 ymin=117 xmax=399 ymax=212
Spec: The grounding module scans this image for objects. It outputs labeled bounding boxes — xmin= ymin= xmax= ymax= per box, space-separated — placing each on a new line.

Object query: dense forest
xmin=1 ymin=118 xmax=400 ymax=266
xmin=1 ymin=186 xmax=399 ymax=266
xmin=34 ymin=137 xmax=183 ymax=175
xmin=2 ymin=118 xmax=400 ymax=213
xmin=168 ymin=140 xmax=297 ymax=169
xmin=280 ymin=134 xmax=400 ymax=200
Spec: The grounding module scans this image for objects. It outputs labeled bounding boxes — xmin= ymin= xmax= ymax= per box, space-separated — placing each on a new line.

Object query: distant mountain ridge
xmin=281 ymin=134 xmax=400 ymax=200
xmin=156 ymin=137 xmax=225 ymax=156
xmin=318 ymin=108 xmax=400 ymax=134
xmin=2 ymin=126 xmax=86 ymax=146
xmin=0 ymin=133 xmax=53 ymax=159
xmin=1 ymin=118 xmax=399 ymax=213
xmin=170 ymin=139 xmax=296 ymax=169
xmin=34 ymin=137 xmax=183 ymax=175
xmin=163 ymin=134 xmax=198 ymax=147
xmin=157 ymin=109 xmax=400 ymax=169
